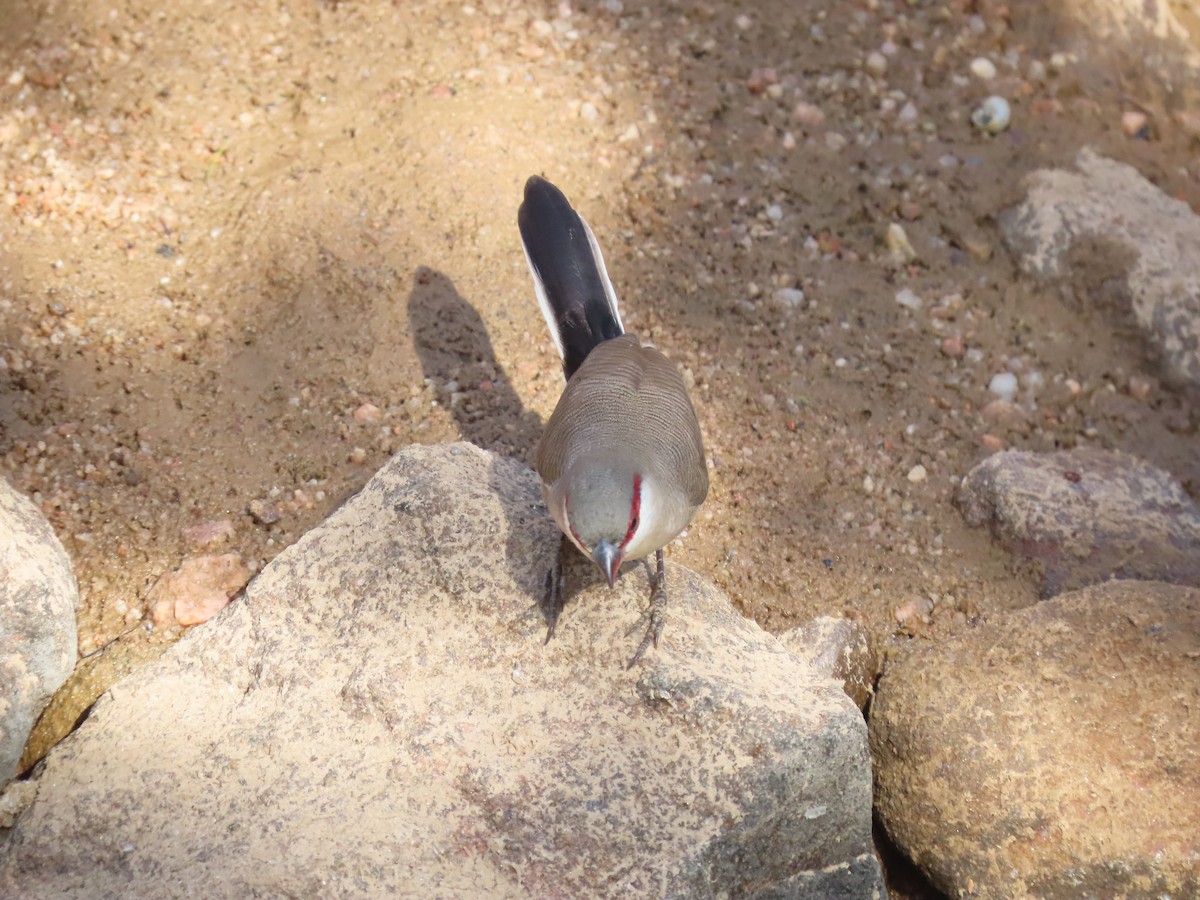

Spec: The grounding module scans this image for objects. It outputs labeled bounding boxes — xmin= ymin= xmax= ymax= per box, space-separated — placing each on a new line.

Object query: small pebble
xmin=987 ymin=372 xmax=1018 ymax=402
xmin=349 ymin=447 xmax=368 ymax=464
xmin=964 ymin=238 xmax=993 ymax=261
xmin=980 ymin=433 xmax=1006 ymax=451
xmin=941 ymin=335 xmax=965 ymax=358
xmin=248 ymin=499 xmax=281 ymax=526
xmin=980 ymin=399 xmax=1028 ymax=426
xmin=885 ymin=223 xmax=917 ymax=263
xmin=907 ymin=464 xmax=927 ymax=483
xmin=825 ymin=132 xmax=848 ymax=152
xmin=792 ymin=101 xmax=825 ymax=127
xmin=969 ymin=57 xmax=997 ymax=80
xmin=353 ymin=403 xmax=382 ymax=425
xmin=1121 ymin=110 xmax=1148 ymax=138
xmin=1127 ymin=374 xmax=1154 ymax=400
xmin=971 ymin=96 xmax=1011 ymax=133
xmin=895 ymin=288 xmax=923 ymax=311
xmin=865 ymin=52 xmax=888 ymax=77
xmin=770 ymin=287 xmax=806 ymax=310
xmin=183 ymin=519 xmax=236 ymax=548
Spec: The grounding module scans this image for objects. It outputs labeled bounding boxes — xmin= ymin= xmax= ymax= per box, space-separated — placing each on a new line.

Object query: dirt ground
xmin=2 ymin=0 xmax=1198 ymax=854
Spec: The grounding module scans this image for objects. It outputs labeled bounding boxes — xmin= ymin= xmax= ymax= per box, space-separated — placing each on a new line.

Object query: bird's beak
xmin=591 ymin=540 xmax=621 ymax=588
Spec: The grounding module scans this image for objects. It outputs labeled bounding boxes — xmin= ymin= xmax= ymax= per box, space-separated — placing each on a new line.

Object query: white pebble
xmin=768 ymin=292 xmax=806 ymax=316
xmin=907 ymin=464 xmax=927 ymax=483
xmin=825 ymin=132 xmax=848 ymax=152
xmin=988 ymin=372 xmax=1018 ymax=401
xmin=895 ymin=288 xmax=923 ymax=311
xmin=969 ymin=57 xmax=997 ymax=80
xmin=971 ymin=96 xmax=1011 ymax=133
xmin=771 ymin=287 xmax=805 ymax=309
xmin=886 ymin=223 xmax=917 ymax=263
xmin=865 ymin=51 xmax=888 ymax=77
xmin=766 ymin=204 xmax=783 ymax=221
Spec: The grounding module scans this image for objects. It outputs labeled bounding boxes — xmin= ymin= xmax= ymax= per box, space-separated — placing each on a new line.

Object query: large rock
xmin=0 ymin=443 xmax=883 ymax=899
xmin=778 ymin=615 xmax=879 ymax=711
xmin=871 ymin=580 xmax=1200 ymax=899
xmin=0 ymin=478 xmax=78 ymax=788
xmin=1000 ymin=148 xmax=1200 ymax=387
xmin=957 ymin=447 xmax=1200 ymax=597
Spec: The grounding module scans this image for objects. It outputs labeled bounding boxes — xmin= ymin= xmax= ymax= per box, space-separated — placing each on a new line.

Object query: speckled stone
xmin=956 ymin=447 xmax=1200 ymax=597
xmin=0 ymin=478 xmax=78 ymax=788
xmin=871 ymin=580 xmax=1200 ymax=899
xmin=779 ymin=615 xmax=879 ymax=711
xmin=0 ymin=443 xmax=882 ymax=899
xmin=1000 ymin=149 xmax=1200 ymax=387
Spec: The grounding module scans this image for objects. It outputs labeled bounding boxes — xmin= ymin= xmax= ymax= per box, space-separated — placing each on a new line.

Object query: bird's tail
xmin=518 ymin=176 xmax=624 ymax=380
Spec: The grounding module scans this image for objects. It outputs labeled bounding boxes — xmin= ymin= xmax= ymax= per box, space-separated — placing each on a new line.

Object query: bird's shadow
xmin=407 ymin=267 xmax=573 ymax=630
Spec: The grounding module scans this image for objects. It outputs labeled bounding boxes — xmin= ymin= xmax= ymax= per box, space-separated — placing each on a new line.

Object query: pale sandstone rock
xmin=0 ymin=478 xmax=77 ymax=788
xmin=957 ymin=447 xmax=1200 ymax=597
xmin=1000 ymin=149 xmax=1200 ymax=387
xmin=871 ymin=580 xmax=1200 ymax=899
xmin=0 ymin=444 xmax=883 ymax=899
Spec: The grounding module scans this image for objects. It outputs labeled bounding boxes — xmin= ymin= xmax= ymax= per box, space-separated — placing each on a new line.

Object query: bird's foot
xmin=627 ymin=550 xmax=667 ymax=668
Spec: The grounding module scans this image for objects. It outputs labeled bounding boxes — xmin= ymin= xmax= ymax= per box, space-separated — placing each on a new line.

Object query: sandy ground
xmin=2 ymin=0 xmax=1199 ymax=885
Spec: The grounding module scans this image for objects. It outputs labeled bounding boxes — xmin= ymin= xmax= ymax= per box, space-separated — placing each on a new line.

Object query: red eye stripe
xmin=621 ymin=474 xmax=642 ymax=549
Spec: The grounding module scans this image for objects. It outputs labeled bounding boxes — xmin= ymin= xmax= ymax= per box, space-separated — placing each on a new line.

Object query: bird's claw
xmin=627 ymin=550 xmax=667 ymax=668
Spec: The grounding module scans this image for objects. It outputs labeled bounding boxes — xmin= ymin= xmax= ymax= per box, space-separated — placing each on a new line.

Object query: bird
xmin=517 ymin=175 xmax=708 ymax=666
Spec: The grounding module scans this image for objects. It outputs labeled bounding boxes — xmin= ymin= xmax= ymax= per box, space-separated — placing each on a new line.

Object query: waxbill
xmin=518 ymin=175 xmax=708 ymax=664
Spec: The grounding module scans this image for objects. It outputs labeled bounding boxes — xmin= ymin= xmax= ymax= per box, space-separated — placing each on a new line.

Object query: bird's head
xmin=561 ymin=460 xmax=650 ymax=588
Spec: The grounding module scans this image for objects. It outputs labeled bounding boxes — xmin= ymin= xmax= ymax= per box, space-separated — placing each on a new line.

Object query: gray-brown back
xmin=536 ymin=334 xmax=708 ymax=507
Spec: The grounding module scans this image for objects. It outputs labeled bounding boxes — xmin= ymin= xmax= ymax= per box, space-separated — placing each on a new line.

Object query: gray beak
xmin=591 ymin=540 xmax=621 ymax=588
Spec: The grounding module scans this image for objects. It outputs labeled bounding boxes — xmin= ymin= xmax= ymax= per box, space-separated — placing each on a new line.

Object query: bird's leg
xmin=627 ymin=549 xmax=667 ymax=668
xmin=542 ymin=534 xmax=568 ymax=644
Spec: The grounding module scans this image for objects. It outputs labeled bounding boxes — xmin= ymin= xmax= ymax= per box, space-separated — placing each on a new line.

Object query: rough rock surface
xmin=0 ymin=443 xmax=883 ymax=899
xmin=1000 ymin=148 xmax=1200 ymax=387
xmin=957 ymin=447 xmax=1200 ymax=597
xmin=0 ymin=478 xmax=78 ymax=788
xmin=871 ymin=580 xmax=1200 ymax=900
xmin=778 ymin=615 xmax=878 ymax=711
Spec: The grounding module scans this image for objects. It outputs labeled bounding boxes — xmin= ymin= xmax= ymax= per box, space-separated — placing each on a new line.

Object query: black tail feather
xmin=518 ymin=176 xmax=623 ymax=379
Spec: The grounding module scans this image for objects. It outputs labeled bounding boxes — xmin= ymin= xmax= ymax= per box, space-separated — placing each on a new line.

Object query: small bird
xmin=517 ymin=175 xmax=708 ymax=665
